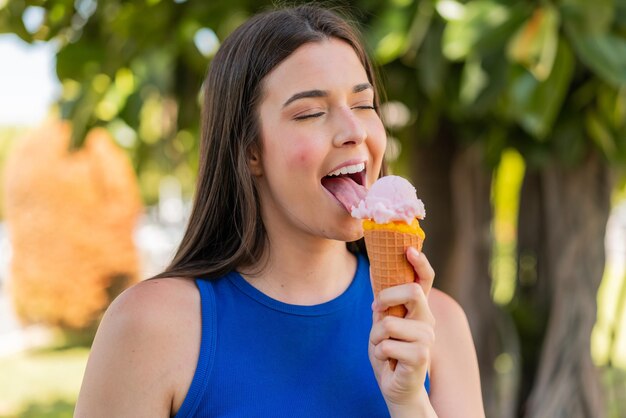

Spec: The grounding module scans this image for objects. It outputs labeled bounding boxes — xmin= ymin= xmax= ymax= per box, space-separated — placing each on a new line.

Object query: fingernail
xmin=409 ymin=247 xmax=420 ymax=257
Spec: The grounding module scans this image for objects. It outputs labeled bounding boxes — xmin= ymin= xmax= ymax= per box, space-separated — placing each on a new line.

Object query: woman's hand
xmin=369 ymin=247 xmax=438 ymax=417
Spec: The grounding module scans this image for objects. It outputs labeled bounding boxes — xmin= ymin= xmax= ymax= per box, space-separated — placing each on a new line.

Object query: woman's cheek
xmin=372 ymin=121 xmax=387 ymax=149
xmin=286 ymin=142 xmax=319 ymax=171
xmin=366 ymin=130 xmax=385 ymax=171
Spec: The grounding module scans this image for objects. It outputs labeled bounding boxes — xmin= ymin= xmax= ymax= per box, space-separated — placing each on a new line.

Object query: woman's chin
xmin=337 ymin=219 xmax=364 ymax=242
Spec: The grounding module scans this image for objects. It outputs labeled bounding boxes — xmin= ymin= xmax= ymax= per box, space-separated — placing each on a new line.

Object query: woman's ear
xmin=247 ymin=147 xmax=263 ymax=176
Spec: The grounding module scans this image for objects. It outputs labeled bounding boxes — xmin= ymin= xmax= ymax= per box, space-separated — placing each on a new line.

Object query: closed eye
xmin=293 ymin=105 xmax=376 ymax=121
xmin=294 ymin=112 xmax=326 ymax=121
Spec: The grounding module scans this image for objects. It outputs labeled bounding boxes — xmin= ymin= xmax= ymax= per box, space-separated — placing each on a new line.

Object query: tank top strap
xmin=174 ymin=279 xmax=217 ymax=418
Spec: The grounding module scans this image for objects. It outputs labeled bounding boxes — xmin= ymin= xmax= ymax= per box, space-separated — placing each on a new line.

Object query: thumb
xmin=406 ymin=247 xmax=435 ymax=296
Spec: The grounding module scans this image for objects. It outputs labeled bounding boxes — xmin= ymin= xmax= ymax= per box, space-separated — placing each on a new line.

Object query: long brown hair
xmin=153 ymin=4 xmax=384 ymax=281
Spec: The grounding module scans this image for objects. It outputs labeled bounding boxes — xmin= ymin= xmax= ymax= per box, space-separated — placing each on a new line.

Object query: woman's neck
xmin=238 ymin=236 xmax=358 ymax=306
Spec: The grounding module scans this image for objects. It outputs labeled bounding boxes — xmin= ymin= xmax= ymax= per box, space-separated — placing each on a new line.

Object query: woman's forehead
xmin=260 ymin=39 xmax=370 ymax=103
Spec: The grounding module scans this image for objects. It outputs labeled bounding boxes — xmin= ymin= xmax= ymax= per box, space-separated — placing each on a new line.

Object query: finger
xmin=376 ymin=283 xmax=435 ymax=324
xmin=372 ymin=303 xmax=385 ymax=324
xmin=370 ymin=315 xmax=434 ymax=346
xmin=406 ymin=247 xmax=435 ymax=296
xmin=372 ymin=338 xmax=432 ymax=370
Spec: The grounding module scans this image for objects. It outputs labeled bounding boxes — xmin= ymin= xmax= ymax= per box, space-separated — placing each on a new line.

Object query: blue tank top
xmin=175 ymin=254 xmax=430 ymax=417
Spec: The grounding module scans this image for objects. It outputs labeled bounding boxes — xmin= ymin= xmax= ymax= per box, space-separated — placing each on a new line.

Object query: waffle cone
xmin=364 ymin=228 xmax=424 ymax=318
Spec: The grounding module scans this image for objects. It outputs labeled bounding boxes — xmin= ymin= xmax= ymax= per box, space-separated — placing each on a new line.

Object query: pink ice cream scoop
xmin=351 ymin=175 xmax=425 ymax=224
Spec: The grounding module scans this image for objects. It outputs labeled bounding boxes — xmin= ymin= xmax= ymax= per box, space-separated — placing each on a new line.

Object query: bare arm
xmin=369 ymin=249 xmax=485 ymax=417
xmin=429 ymin=289 xmax=485 ymax=417
xmin=369 ymin=248 xmax=437 ymax=417
xmin=74 ymin=279 xmax=200 ymax=418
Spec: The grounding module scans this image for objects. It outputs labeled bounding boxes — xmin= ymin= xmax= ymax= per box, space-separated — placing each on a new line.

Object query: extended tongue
xmin=322 ymin=176 xmax=367 ymax=213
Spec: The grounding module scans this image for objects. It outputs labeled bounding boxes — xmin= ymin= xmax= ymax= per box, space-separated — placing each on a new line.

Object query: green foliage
xmin=575 ymin=34 xmax=626 ymax=87
xmin=0 ymin=0 xmax=244 ymax=204
xmin=0 ymin=0 xmax=625 ymax=193
xmin=441 ymin=0 xmax=529 ymax=62
xmin=505 ymin=38 xmax=574 ymax=140
xmin=382 ymin=0 xmax=626 ymax=166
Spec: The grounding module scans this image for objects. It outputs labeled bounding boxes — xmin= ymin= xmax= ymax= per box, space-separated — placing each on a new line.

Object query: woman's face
xmin=254 ymin=38 xmax=386 ymax=243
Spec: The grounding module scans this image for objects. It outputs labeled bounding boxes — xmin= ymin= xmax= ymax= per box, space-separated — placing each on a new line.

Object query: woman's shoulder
xmin=104 ymin=277 xmax=202 ymax=341
xmin=113 ymin=276 xmax=200 ymax=319
xmin=108 ymin=277 xmax=203 ymax=393
xmin=428 ymin=287 xmax=468 ymax=327
xmin=428 ymin=288 xmax=476 ymax=354
xmin=75 ymin=277 xmax=202 ymax=417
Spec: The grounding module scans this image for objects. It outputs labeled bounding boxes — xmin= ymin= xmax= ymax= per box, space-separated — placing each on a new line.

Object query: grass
xmin=0 ymin=345 xmax=89 ymax=418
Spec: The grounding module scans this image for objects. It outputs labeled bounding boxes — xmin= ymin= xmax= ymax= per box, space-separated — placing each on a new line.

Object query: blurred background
xmin=0 ymin=0 xmax=624 ymax=417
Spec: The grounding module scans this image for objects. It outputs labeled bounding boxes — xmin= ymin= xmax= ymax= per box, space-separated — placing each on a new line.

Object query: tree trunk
xmin=413 ymin=137 xmax=512 ymax=418
xmin=411 ymin=133 xmax=456 ymax=294
xmin=448 ymin=144 xmax=508 ymax=418
xmin=515 ymin=170 xmax=551 ymax=415
xmin=524 ymin=152 xmax=610 ymax=417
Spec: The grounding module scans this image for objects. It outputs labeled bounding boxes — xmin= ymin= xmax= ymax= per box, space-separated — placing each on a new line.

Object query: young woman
xmin=75 ymin=5 xmax=484 ymax=417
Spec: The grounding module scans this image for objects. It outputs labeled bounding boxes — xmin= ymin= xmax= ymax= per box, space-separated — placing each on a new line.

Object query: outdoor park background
xmin=0 ymin=0 xmax=625 ymax=417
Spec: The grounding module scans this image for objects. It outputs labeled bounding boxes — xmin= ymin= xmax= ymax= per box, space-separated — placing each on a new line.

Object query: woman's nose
xmin=332 ymin=107 xmax=367 ymax=147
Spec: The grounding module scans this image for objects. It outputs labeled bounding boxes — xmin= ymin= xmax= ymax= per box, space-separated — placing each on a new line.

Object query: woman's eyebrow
xmin=283 ymin=89 xmax=326 ymax=108
xmin=282 ymin=83 xmax=373 ymax=108
xmin=353 ymin=82 xmax=373 ymax=93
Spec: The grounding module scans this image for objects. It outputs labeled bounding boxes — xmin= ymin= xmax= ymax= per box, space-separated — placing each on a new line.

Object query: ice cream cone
xmin=363 ymin=221 xmax=425 ymax=318
xmin=351 ymin=175 xmax=427 ymax=371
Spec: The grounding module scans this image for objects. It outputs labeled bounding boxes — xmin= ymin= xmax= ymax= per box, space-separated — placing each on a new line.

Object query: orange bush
xmin=3 ymin=121 xmax=143 ymax=330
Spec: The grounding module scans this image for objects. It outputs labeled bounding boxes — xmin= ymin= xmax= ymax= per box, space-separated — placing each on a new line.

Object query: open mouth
xmin=321 ymin=162 xmax=368 ymax=212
